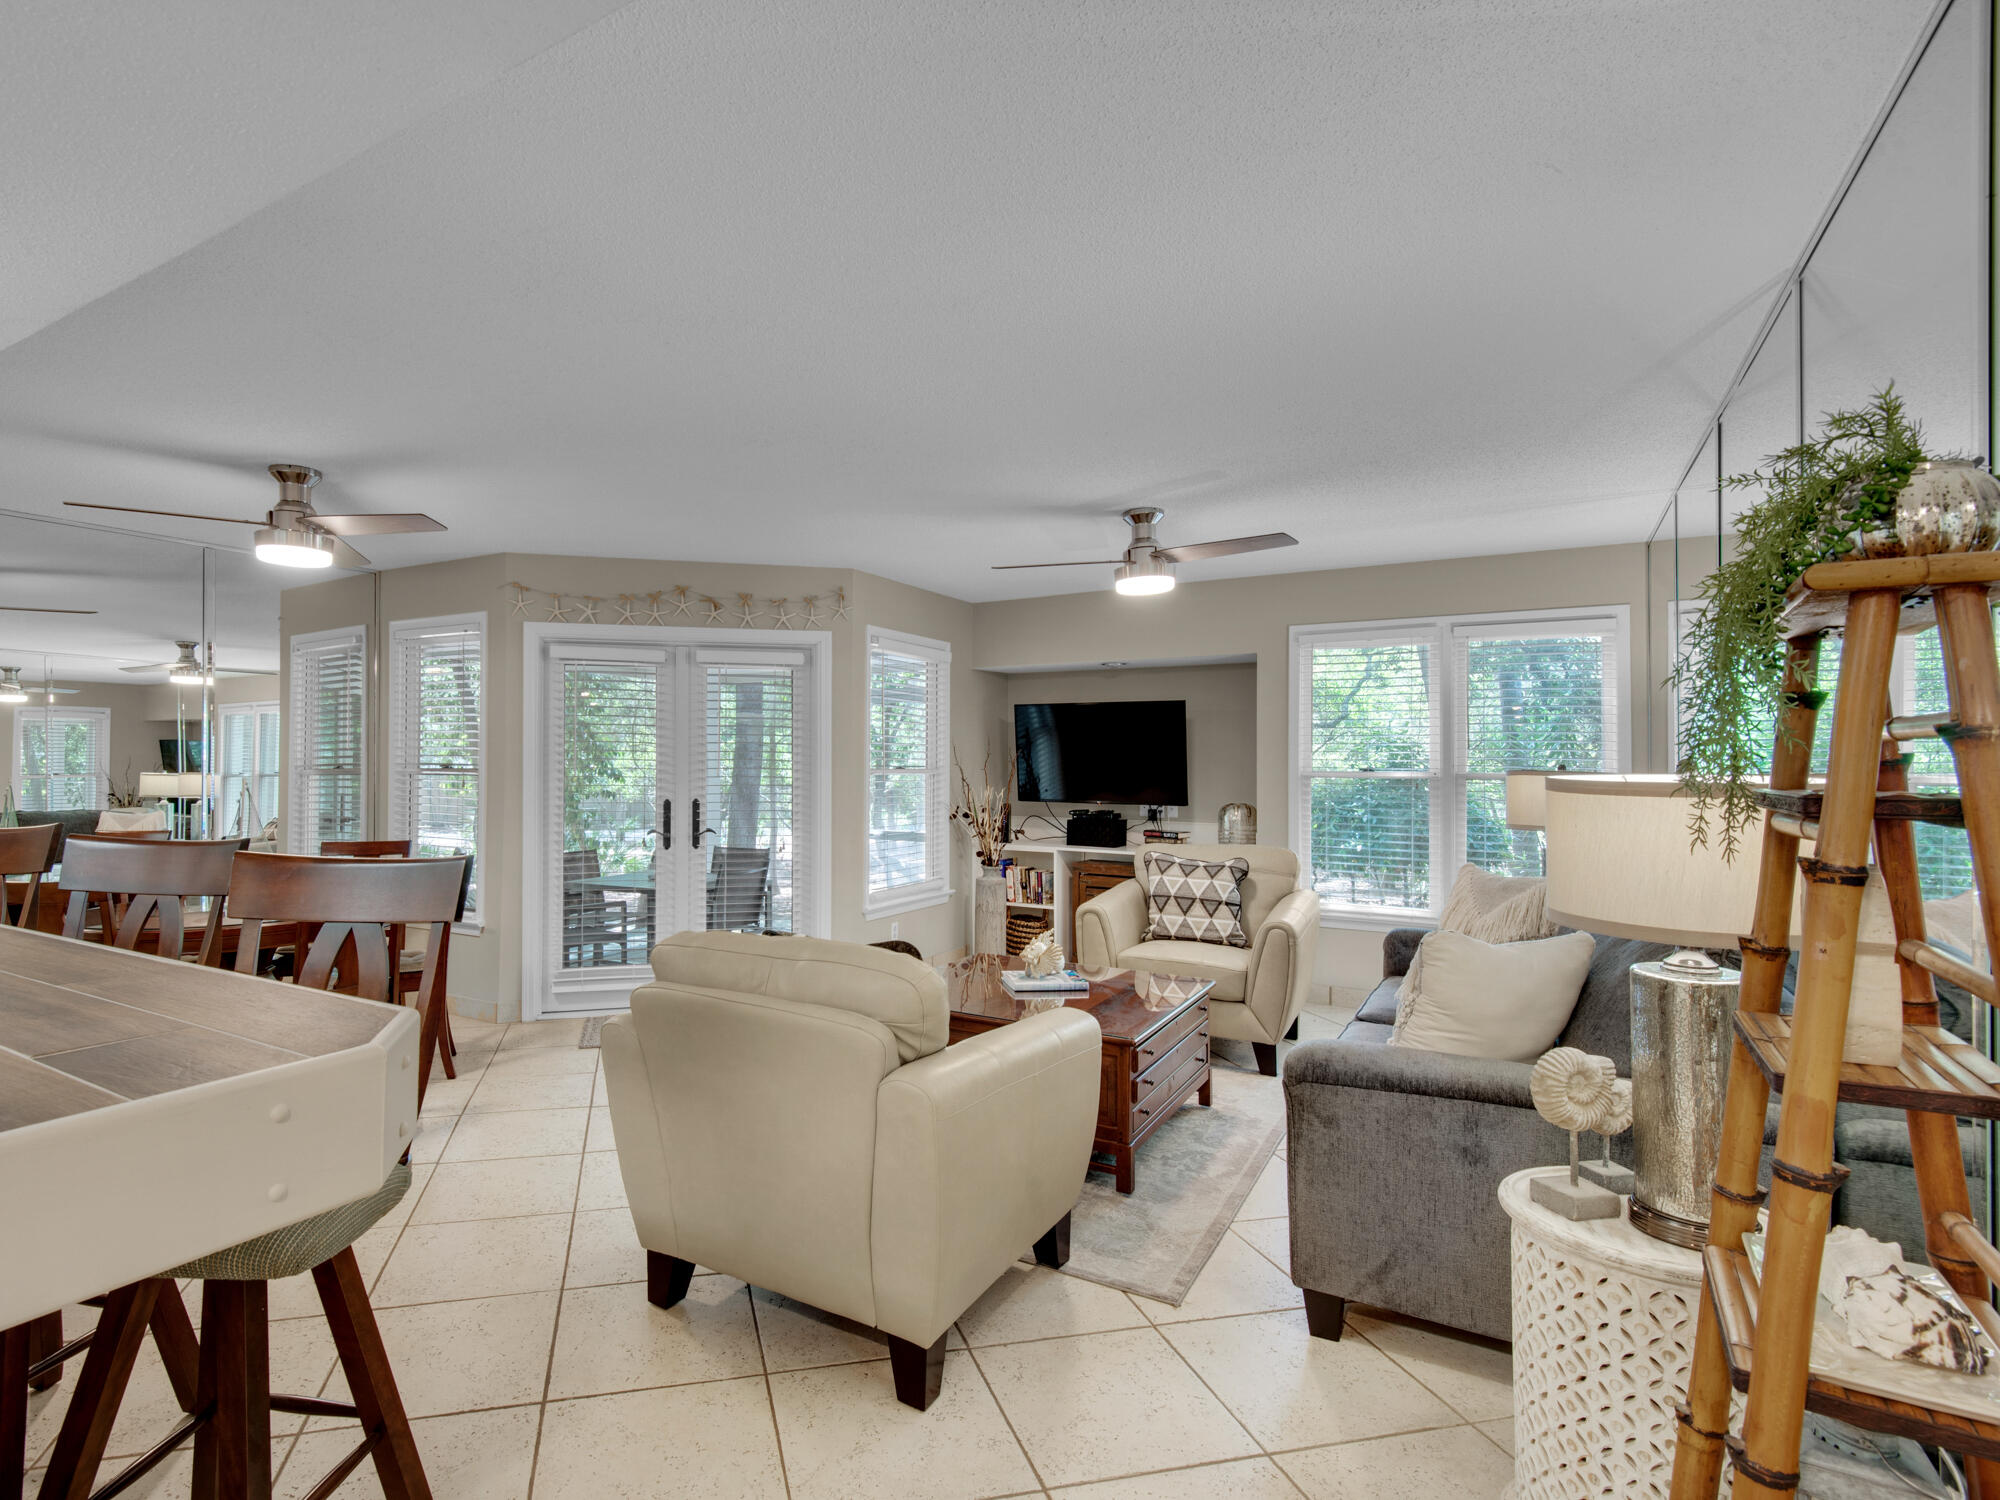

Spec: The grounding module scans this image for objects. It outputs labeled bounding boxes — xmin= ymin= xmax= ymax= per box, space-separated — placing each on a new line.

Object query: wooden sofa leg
xmin=1033 ymin=1212 xmax=1072 ymax=1269
xmin=1252 ymin=1042 xmax=1278 ymax=1076
xmin=1284 ymin=1017 xmax=1299 ymax=1041
xmin=647 ymin=1252 xmax=696 ymax=1311
xmin=887 ymin=1331 xmax=947 ymax=1411
xmin=1302 ymin=1289 xmax=1346 ymax=1341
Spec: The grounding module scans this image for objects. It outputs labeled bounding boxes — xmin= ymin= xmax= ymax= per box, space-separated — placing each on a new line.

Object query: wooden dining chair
xmin=228 ymin=852 xmax=466 ymax=1105
xmin=0 ymin=822 xmax=59 ymax=931
xmin=58 ymin=836 xmax=242 ymax=967
xmin=321 ymin=838 xmax=413 ymax=858
xmin=37 ymin=855 xmax=458 ymax=1500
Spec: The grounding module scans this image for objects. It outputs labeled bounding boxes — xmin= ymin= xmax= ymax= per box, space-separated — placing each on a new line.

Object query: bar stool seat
xmin=165 ymin=1165 xmax=410 ymax=1283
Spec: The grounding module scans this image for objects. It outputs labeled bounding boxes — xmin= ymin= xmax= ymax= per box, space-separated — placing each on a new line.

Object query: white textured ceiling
xmin=0 ymin=0 xmax=1935 ymax=605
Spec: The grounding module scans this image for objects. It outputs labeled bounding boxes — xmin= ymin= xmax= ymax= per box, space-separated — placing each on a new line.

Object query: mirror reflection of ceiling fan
xmin=0 ymin=605 xmax=96 ymax=614
xmin=993 ymin=507 xmax=1297 ymax=596
xmin=0 ymin=666 xmax=80 ymax=704
xmin=63 ymin=463 xmax=446 ymax=570
xmin=121 ymin=642 xmax=258 ymax=684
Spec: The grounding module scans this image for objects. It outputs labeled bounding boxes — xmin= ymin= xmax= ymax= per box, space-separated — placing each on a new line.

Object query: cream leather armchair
xmin=601 ymin=931 xmax=1102 ymax=1409
xmin=1075 ymin=844 xmax=1318 ymax=1075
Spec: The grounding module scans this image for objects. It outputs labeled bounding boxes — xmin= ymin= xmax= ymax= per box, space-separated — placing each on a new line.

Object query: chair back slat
xmin=321 ymin=839 xmax=413 ymax=859
xmin=0 ymin=823 xmax=61 ymax=929
xmin=297 ymin=921 xmax=394 ymax=998
xmin=56 ymin=836 xmax=241 ymax=965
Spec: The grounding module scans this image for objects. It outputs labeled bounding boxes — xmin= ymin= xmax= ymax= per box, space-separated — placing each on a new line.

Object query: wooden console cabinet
xmin=1071 ymin=858 xmax=1137 ymax=915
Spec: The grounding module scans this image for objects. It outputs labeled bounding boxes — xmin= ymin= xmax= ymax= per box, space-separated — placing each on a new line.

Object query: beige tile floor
xmin=25 ymin=1003 xmax=1515 ymax=1499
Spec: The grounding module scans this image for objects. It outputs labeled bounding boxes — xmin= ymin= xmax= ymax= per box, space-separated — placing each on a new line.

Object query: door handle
xmin=691 ymin=797 xmax=713 ymax=846
xmin=662 ymin=798 xmax=672 ymax=850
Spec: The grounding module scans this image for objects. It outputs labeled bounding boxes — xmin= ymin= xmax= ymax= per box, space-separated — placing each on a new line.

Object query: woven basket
xmin=1005 ymin=911 xmax=1052 ymax=955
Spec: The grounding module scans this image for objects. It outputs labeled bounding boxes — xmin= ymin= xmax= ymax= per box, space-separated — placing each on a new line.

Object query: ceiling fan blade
xmin=63 ymin=501 xmax=265 ymax=526
xmin=0 ymin=605 xmax=97 ymax=614
xmin=1152 ymin=532 xmax=1299 ymax=564
xmin=990 ymin=559 xmax=1124 ymax=570
xmin=328 ymin=536 xmax=373 ymax=570
xmin=310 ymin=512 xmax=448 ymax=536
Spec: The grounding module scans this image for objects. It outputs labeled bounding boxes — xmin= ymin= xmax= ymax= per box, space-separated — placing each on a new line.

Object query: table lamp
xmin=1543 ymin=774 xmax=1798 ymax=1248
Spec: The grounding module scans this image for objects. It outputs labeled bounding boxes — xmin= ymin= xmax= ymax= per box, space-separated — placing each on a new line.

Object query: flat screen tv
xmin=1015 ymin=700 xmax=1188 ymax=806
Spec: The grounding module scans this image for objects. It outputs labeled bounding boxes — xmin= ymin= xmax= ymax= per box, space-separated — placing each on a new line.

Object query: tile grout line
xmin=523 ymin=1028 xmax=585 ymax=1500
xmin=961 ymin=1338 xmax=1050 ymax=1496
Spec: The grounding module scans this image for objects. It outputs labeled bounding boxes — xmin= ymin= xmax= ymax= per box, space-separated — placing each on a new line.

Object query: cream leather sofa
xmin=1075 ymin=844 xmax=1319 ymax=1075
xmin=600 ymin=931 xmax=1103 ymax=1409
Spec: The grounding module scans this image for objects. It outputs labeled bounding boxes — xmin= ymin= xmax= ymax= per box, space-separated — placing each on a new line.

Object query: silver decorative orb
xmin=1894 ymin=460 xmax=2000 ymax=555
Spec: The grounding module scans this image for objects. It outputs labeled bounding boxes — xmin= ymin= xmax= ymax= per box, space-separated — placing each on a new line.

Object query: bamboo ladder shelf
xmin=1669 ymin=552 xmax=2000 ymax=1499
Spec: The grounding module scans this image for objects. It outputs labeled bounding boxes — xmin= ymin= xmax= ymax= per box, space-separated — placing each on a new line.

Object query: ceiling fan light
xmin=1113 ymin=557 xmax=1176 ymax=596
xmin=0 ymin=670 xmax=25 ymax=705
xmin=254 ymin=525 xmax=335 ymax=569
xmin=169 ymin=667 xmax=208 ymax=685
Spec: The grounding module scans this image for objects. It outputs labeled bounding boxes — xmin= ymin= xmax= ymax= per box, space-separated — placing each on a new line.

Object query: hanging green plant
xmin=1673 ymin=386 xmax=1932 ymax=860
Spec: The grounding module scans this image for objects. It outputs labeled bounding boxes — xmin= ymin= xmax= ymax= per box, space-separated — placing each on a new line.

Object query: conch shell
xmin=1529 ymin=1047 xmax=1619 ymax=1132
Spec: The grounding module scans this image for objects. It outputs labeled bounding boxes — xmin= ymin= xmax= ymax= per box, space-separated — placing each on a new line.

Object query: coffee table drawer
xmin=1132 ymin=1020 xmax=1208 ymax=1110
xmin=1132 ymin=1000 xmax=1206 ymax=1073
xmin=1131 ymin=1035 xmax=1208 ymax=1138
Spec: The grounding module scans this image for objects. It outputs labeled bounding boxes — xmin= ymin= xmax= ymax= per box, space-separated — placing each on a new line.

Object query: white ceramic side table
xmin=1499 ymin=1166 xmax=1710 ymax=1499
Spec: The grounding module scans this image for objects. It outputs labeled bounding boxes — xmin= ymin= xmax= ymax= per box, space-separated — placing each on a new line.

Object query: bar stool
xmin=36 ymin=853 xmax=465 ymax=1500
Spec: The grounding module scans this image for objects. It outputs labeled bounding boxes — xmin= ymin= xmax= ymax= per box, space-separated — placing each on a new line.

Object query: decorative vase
xmin=1627 ymin=958 xmax=1741 ymax=1249
xmin=1846 ymin=478 xmax=1906 ymax=559
xmin=1894 ymin=459 xmax=2000 ymax=555
xmin=1218 ymin=803 xmax=1256 ymax=844
xmin=974 ymin=868 xmax=1006 ymax=956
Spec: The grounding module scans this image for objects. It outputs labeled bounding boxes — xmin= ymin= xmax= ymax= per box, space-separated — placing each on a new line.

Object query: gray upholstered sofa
xmin=1283 ymin=927 xmax=1986 ymax=1343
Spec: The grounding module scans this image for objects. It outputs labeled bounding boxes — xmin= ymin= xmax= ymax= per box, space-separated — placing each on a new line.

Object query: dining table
xmin=0 ymin=923 xmax=418 ymax=1488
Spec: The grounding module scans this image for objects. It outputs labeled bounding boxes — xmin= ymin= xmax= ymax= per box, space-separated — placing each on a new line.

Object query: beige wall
xmin=275 ymin=536 xmax=1688 ymax=1013
xmin=280 ymin=555 xmax=1000 ymax=1020
xmin=1002 ymin=662 xmax=1256 ymax=832
xmin=971 ymin=539 xmax=1676 ymax=997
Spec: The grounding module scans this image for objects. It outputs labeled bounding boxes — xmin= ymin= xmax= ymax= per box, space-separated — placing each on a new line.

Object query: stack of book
xmin=1142 ymin=828 xmax=1189 ymax=844
xmin=999 ymin=967 xmax=1089 ymax=994
xmin=1001 ymin=860 xmax=1052 ymax=905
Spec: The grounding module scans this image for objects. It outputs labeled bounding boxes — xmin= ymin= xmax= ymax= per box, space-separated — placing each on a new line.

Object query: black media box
xmin=1065 ymin=810 xmax=1128 ymax=848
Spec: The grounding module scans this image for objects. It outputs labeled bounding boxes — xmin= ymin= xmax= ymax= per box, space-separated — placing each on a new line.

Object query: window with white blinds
xmin=12 ymin=706 xmax=110 ymax=812
xmin=290 ymin=625 xmax=366 ymax=854
xmin=865 ymin=627 xmax=951 ymax=917
xmin=389 ymin=615 xmax=484 ymax=923
xmin=217 ymin=702 xmax=281 ymax=836
xmin=1293 ymin=607 xmax=1627 ymax=918
xmin=704 ymin=654 xmax=809 ymax=933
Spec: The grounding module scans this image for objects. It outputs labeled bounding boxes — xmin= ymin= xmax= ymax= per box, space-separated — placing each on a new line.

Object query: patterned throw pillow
xmin=1141 ymin=851 xmax=1251 ymax=948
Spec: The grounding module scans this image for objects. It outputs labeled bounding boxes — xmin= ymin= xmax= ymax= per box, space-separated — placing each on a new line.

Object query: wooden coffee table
xmin=942 ymin=955 xmax=1213 ymax=1194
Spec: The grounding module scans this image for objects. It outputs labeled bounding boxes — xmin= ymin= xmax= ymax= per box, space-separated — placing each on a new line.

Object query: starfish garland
xmin=731 ymin=593 xmax=759 ymax=627
xmin=830 ymin=587 xmax=850 ymax=621
xmin=614 ymin=594 xmax=639 ymax=624
xmin=769 ymin=597 xmax=799 ymax=629
xmin=702 ymin=596 xmax=727 ymax=624
xmin=547 ymin=594 xmax=572 ymax=622
xmin=508 ymin=583 xmax=533 ymax=618
xmin=668 ymin=585 xmax=694 ymax=618
xmin=643 ymin=591 xmax=667 ymax=626
xmin=800 ymin=595 xmax=822 ymax=627
xmin=575 ymin=596 xmax=602 ymax=623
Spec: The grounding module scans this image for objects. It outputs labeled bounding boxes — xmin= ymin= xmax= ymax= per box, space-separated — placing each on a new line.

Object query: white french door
xmin=526 ymin=628 xmax=827 ymax=1017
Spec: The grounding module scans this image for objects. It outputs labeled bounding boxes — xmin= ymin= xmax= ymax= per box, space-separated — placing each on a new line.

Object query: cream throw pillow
xmin=1391 ymin=929 xmax=1596 ymax=1062
xmin=1396 ymin=864 xmax=1561 ymax=1029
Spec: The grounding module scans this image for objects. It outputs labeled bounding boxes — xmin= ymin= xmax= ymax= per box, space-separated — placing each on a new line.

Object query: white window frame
xmin=11 ymin=705 xmax=111 ymax=812
xmin=217 ymin=700 xmax=281 ymax=837
xmin=864 ymin=626 xmax=953 ymax=919
xmin=388 ymin=613 xmax=486 ymax=931
xmin=1290 ymin=604 xmax=1631 ymax=927
xmin=289 ymin=624 xmax=367 ymax=855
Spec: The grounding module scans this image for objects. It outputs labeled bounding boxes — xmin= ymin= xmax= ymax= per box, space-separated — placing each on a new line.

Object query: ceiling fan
xmin=63 ymin=463 xmax=445 ymax=570
xmin=120 ymin=642 xmax=254 ymax=684
xmin=994 ymin=507 xmax=1297 ymax=596
xmin=0 ymin=667 xmax=79 ymax=704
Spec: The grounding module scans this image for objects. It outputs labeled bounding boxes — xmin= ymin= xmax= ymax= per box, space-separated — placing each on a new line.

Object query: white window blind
xmin=13 ymin=706 xmax=110 ymax=812
xmin=290 ymin=625 xmax=366 ymax=854
xmin=703 ymin=652 xmax=810 ymax=934
xmin=865 ymin=627 xmax=950 ymax=917
xmin=389 ymin=616 xmax=484 ymax=923
xmin=217 ymin=702 xmax=280 ymax=836
xmin=1293 ymin=607 xmax=1627 ymax=919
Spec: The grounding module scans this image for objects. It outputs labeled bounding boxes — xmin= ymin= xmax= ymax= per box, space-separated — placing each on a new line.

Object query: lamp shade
xmin=1544 ymin=774 xmax=1806 ymax=948
xmin=1504 ymin=771 xmax=1549 ymax=830
xmin=138 ymin=771 xmax=205 ymax=799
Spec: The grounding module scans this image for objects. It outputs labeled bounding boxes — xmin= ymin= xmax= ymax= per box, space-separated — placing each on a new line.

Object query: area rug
xmin=1058 ymin=1042 xmax=1286 ymax=1306
xmin=578 ymin=1016 xmax=605 ymax=1048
